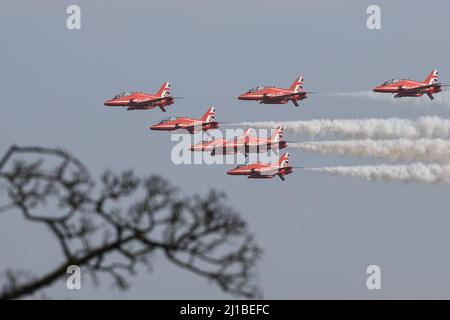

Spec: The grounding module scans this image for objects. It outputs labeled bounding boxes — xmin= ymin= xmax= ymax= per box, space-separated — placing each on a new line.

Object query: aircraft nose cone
xmin=373 ymin=86 xmax=384 ymax=92
xmin=104 ymin=99 xmax=117 ymax=106
xmin=150 ymin=123 xmax=166 ymax=131
xmin=227 ymin=167 xmax=245 ymax=175
xmin=191 ymin=142 xmax=211 ymax=151
xmin=190 ymin=144 xmax=201 ymax=151
xmin=238 ymin=93 xmax=249 ymax=100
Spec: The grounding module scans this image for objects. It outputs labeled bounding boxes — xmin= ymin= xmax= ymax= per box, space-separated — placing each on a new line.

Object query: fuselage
xmin=227 ymin=163 xmax=293 ymax=178
xmin=238 ymin=86 xmax=306 ymax=104
xmin=150 ymin=117 xmax=219 ymax=133
xmin=373 ymin=79 xmax=442 ymax=97
xmin=104 ymin=92 xmax=174 ymax=110
xmin=190 ymin=136 xmax=287 ymax=154
xmin=190 ymin=138 xmax=228 ymax=152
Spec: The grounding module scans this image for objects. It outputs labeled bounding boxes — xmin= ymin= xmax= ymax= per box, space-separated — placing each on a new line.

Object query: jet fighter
xmin=104 ymin=82 xmax=177 ymax=111
xmin=238 ymin=76 xmax=309 ymax=107
xmin=150 ymin=107 xmax=219 ymax=134
xmin=190 ymin=126 xmax=287 ymax=156
xmin=227 ymin=153 xmax=294 ymax=181
xmin=373 ymin=69 xmax=446 ymax=100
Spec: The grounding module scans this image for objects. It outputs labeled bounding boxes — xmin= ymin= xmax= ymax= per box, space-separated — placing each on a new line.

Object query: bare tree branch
xmin=0 ymin=145 xmax=262 ymax=300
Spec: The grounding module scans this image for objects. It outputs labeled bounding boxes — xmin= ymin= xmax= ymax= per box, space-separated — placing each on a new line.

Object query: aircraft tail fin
xmin=156 ymin=82 xmax=171 ymax=97
xmin=201 ymin=106 xmax=216 ymax=123
xmin=289 ymin=76 xmax=304 ymax=92
xmin=278 ymin=152 xmax=289 ymax=168
xmin=271 ymin=126 xmax=284 ymax=142
xmin=425 ymin=69 xmax=439 ymax=85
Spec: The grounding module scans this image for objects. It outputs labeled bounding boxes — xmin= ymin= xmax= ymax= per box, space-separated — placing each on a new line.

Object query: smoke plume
xmin=233 ymin=116 xmax=450 ymax=140
xmin=305 ymin=163 xmax=450 ymax=184
xmin=291 ymin=139 xmax=450 ymax=163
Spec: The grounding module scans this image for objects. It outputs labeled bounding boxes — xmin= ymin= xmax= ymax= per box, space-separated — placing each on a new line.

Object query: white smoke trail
xmin=328 ymin=90 xmax=450 ymax=106
xmin=305 ymin=163 xmax=450 ymax=184
xmin=233 ymin=116 xmax=450 ymax=139
xmin=291 ymin=139 xmax=450 ymax=163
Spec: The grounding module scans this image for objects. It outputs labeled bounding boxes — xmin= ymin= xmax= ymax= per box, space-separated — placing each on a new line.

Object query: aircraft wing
xmin=182 ymin=121 xmax=218 ymax=131
xmin=244 ymin=141 xmax=270 ymax=150
xmin=129 ymin=96 xmax=173 ymax=106
xmin=262 ymin=92 xmax=308 ymax=101
xmin=210 ymin=140 xmax=243 ymax=155
xmin=398 ymin=83 xmax=443 ymax=93
xmin=252 ymin=167 xmax=279 ymax=176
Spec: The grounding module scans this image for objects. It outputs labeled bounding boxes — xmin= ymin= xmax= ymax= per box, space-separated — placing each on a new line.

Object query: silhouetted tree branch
xmin=0 ymin=145 xmax=262 ymax=299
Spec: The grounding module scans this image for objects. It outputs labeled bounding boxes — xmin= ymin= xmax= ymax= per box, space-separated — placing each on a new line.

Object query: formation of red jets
xmin=104 ymin=70 xmax=447 ymax=181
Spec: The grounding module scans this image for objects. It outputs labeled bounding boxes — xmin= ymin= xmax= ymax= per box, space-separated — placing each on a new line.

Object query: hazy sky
xmin=2 ymin=0 xmax=450 ymax=299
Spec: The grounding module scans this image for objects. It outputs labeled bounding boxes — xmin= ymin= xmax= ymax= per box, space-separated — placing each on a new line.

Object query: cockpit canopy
xmin=160 ymin=117 xmax=178 ymax=123
xmin=247 ymin=86 xmax=273 ymax=93
xmin=202 ymin=136 xmax=216 ymax=143
xmin=382 ymin=79 xmax=402 ymax=85
xmin=113 ymin=91 xmax=140 ymax=99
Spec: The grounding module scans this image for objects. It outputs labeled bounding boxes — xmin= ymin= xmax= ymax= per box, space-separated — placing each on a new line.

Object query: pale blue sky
xmin=1 ymin=0 xmax=450 ymax=299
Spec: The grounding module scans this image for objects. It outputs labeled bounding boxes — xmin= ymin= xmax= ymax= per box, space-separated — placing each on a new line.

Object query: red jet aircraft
xmin=227 ymin=153 xmax=294 ymax=181
xmin=238 ymin=76 xmax=309 ymax=107
xmin=104 ymin=82 xmax=177 ymax=111
xmin=190 ymin=126 xmax=287 ymax=156
xmin=373 ymin=69 xmax=446 ymax=100
xmin=150 ymin=107 xmax=219 ymax=133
